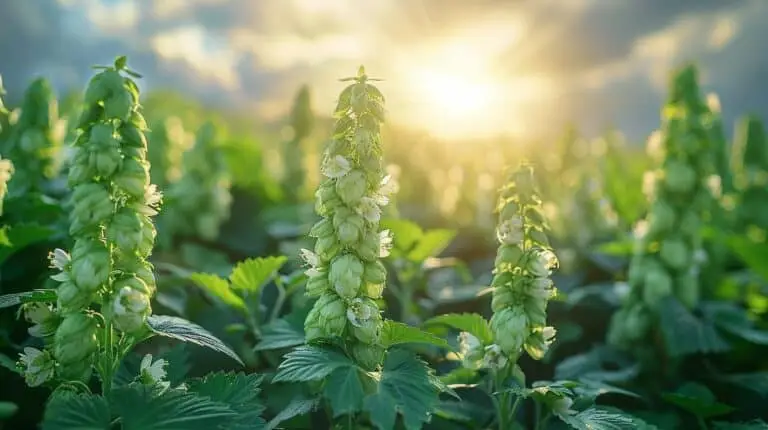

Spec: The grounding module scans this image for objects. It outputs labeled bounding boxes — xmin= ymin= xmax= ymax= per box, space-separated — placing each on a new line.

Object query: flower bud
xmin=305 ymin=273 xmax=331 ymax=297
xmin=314 ymin=235 xmax=341 ymax=263
xmin=336 ymin=169 xmax=367 ymax=205
xmin=347 ymin=298 xmax=382 ymax=344
xmin=361 ymin=282 xmax=384 ymax=299
xmin=114 ymin=156 xmax=149 ymax=198
xmin=494 ymin=244 xmax=523 ymax=268
xmin=642 ymin=268 xmax=673 ymax=308
xmin=317 ymin=293 xmax=347 ymax=337
xmin=104 ymin=89 xmax=133 ymax=120
xmin=329 ymin=254 xmax=364 ymax=299
xmin=363 ymin=261 xmax=387 ymax=285
xmin=336 ymin=215 xmax=365 ymax=245
xmin=57 ymin=281 xmax=93 ymax=312
xmin=18 ymin=347 xmax=55 ymax=387
xmin=54 ymin=313 xmax=98 ymax=378
xmin=490 ymin=307 xmax=528 ymax=355
xmin=116 ymin=255 xmax=156 ymax=293
xmin=111 ymin=281 xmax=151 ymax=333
xmin=351 ymin=343 xmax=385 ymax=371
xmin=23 ymin=303 xmax=59 ymax=338
xmin=308 ymin=218 xmax=334 ymax=238
xmin=106 ymin=208 xmax=143 ymax=252
xmin=660 ymin=238 xmax=689 ymax=270
xmin=70 ymin=240 xmax=111 ymax=292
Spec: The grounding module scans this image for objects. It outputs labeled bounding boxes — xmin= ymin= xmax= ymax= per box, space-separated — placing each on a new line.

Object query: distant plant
xmin=282 ymin=84 xmax=315 ymax=203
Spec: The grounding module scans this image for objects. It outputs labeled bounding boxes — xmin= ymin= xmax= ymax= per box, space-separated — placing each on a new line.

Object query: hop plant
xmin=147 ymin=116 xmax=190 ymax=189
xmin=16 ymin=56 xmax=162 ymax=386
xmin=0 ymin=155 xmax=12 ymax=216
xmin=282 ymin=85 xmax=314 ymax=202
xmin=487 ymin=163 xmax=558 ymax=363
xmin=608 ymin=65 xmax=715 ymax=350
xmin=4 ymin=78 xmax=62 ymax=193
xmin=732 ymin=116 xmax=768 ymax=231
xmin=300 ymin=66 xmax=395 ymax=370
xmin=160 ymin=121 xmax=231 ymax=243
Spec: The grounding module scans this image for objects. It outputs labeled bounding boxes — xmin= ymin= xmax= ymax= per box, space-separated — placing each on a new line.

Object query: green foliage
xmin=229 ymin=256 xmax=287 ymax=292
xmin=41 ymin=392 xmax=111 ymax=430
xmin=146 ymin=315 xmax=244 ymax=365
xmin=380 ymin=320 xmax=451 ymax=349
xmin=423 ymin=313 xmax=493 ymax=345
xmin=272 ymin=345 xmax=354 ymax=383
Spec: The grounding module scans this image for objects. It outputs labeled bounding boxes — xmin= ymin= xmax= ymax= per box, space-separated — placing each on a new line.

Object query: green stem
xmin=269 ymin=276 xmax=287 ymax=323
xmin=494 ymin=370 xmax=513 ymax=430
xmin=100 ymin=319 xmax=114 ymax=394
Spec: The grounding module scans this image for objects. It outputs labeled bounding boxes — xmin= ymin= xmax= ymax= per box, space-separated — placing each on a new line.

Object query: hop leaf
xmin=229 ymin=256 xmax=287 ymax=292
xmin=186 ymin=372 xmax=267 ymax=430
xmin=272 ymin=345 xmax=356 ymax=383
xmin=146 ymin=315 xmax=243 ymax=366
xmin=423 ymin=313 xmax=494 ymax=345
xmin=41 ymin=392 xmax=111 ymax=430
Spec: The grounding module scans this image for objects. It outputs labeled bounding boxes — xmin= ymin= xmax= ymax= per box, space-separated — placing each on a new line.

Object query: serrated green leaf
xmin=557 ymin=407 xmax=637 ymax=430
xmin=364 ymin=349 xmax=439 ymax=430
xmin=187 ymin=372 xmax=266 ymax=430
xmin=112 ymin=384 xmax=237 ymax=430
xmin=717 ymin=321 xmax=768 ymax=345
xmin=0 ymin=224 xmax=54 ymax=264
xmin=272 ymin=345 xmax=355 ymax=383
xmin=408 ymin=229 xmax=456 ymax=262
xmin=381 ymin=321 xmax=451 ymax=349
xmin=325 ymin=366 xmax=365 ymax=417
xmin=41 ymin=392 xmax=111 ymax=430
xmin=380 ymin=218 xmax=422 ymax=255
xmin=661 ymin=382 xmax=735 ymax=418
xmin=229 ymin=256 xmax=287 ymax=292
xmin=0 ymin=289 xmax=57 ymax=309
xmin=423 ymin=313 xmax=493 ymax=345
xmin=253 ymin=318 xmax=305 ymax=351
xmin=659 ymin=297 xmax=731 ymax=357
xmin=146 ymin=315 xmax=243 ymax=366
xmin=189 ymin=273 xmax=245 ymax=311
xmin=265 ymin=398 xmax=318 ymax=430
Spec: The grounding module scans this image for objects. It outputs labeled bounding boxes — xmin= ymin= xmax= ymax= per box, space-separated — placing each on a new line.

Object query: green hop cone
xmin=305 ymin=292 xmax=347 ymax=340
xmin=659 ymin=238 xmax=689 ymax=270
xmin=106 ymin=208 xmax=143 ymax=251
xmin=70 ymin=240 xmax=111 ymax=292
xmin=305 ymin=272 xmax=331 ymax=297
xmin=346 ymin=297 xmax=382 ymax=344
xmin=57 ymin=281 xmax=93 ymax=313
xmin=70 ymin=184 xmax=113 ymax=234
xmin=351 ymin=343 xmax=385 ymax=372
xmin=53 ymin=313 xmax=98 ymax=381
xmin=111 ymin=276 xmax=151 ymax=333
xmin=490 ymin=307 xmax=528 ymax=355
xmin=664 ymin=161 xmax=697 ymax=193
xmin=491 ymin=284 xmax=515 ymax=313
xmin=329 ymin=254 xmax=364 ymax=299
xmin=335 ymin=169 xmax=368 ymax=205
xmin=114 ymin=156 xmax=150 ymax=198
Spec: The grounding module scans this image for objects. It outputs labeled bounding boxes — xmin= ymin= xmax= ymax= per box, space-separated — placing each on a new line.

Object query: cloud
xmin=0 ymin=0 xmax=766 ymax=141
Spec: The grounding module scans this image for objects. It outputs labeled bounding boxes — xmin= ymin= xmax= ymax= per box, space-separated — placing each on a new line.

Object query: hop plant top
xmin=300 ymin=65 xmax=396 ymax=370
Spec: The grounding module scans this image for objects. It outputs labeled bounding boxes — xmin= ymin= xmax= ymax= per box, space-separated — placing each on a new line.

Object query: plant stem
xmin=269 ymin=276 xmax=286 ymax=323
xmin=100 ymin=319 xmax=113 ymax=394
xmin=494 ymin=370 xmax=512 ymax=430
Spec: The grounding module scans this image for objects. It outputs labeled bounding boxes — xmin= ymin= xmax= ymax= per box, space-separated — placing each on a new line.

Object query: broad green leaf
xmin=112 ymin=384 xmax=236 ymax=430
xmin=659 ymin=297 xmax=731 ymax=357
xmin=229 ymin=256 xmax=287 ymax=292
xmin=0 ymin=289 xmax=57 ymax=309
xmin=41 ymin=392 xmax=111 ymax=430
xmin=265 ymin=398 xmax=318 ymax=430
xmin=408 ymin=229 xmax=456 ymax=262
xmin=661 ymin=382 xmax=735 ymax=418
xmin=0 ymin=224 xmax=54 ymax=264
xmin=325 ymin=367 xmax=365 ymax=417
xmin=423 ymin=313 xmax=493 ymax=345
xmin=381 ymin=321 xmax=451 ymax=350
xmin=253 ymin=318 xmax=305 ymax=351
xmin=272 ymin=345 xmax=355 ymax=383
xmin=189 ymin=273 xmax=245 ymax=311
xmin=716 ymin=372 xmax=768 ymax=395
xmin=716 ymin=321 xmax=768 ymax=345
xmin=146 ymin=315 xmax=243 ymax=365
xmin=725 ymin=235 xmax=768 ymax=282
xmin=0 ymin=226 xmax=10 ymax=247
xmin=380 ymin=218 xmax=422 ymax=254
xmin=0 ymin=402 xmax=17 ymax=420
xmin=713 ymin=420 xmax=768 ymax=430
xmin=364 ymin=349 xmax=439 ymax=430
xmin=187 ymin=372 xmax=266 ymax=430
xmin=557 ymin=407 xmax=637 ymax=430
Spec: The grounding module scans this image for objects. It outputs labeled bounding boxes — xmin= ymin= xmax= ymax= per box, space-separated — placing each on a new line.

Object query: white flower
xmin=497 ymin=216 xmax=524 ymax=245
xmin=140 ymin=354 xmax=168 ymax=382
xmin=48 ymin=248 xmax=71 ymax=271
xmin=541 ymin=326 xmax=557 ymax=342
xmin=299 ymin=248 xmax=321 ymax=277
xmin=135 ymin=184 xmax=163 ymax=216
xmin=481 ymin=344 xmax=509 ymax=370
xmin=23 ymin=302 xmax=53 ymax=325
xmin=113 ymin=286 xmax=149 ymax=316
xmin=346 ymin=298 xmax=377 ymax=327
xmin=528 ymin=249 xmax=557 ymax=278
xmin=458 ymin=331 xmax=482 ymax=355
xmin=378 ymin=229 xmax=393 ymax=258
xmin=19 ymin=347 xmax=54 ymax=387
xmin=321 ymin=155 xmax=352 ymax=178
xmin=373 ymin=174 xmax=398 ymax=206
xmin=356 ymin=197 xmax=382 ymax=223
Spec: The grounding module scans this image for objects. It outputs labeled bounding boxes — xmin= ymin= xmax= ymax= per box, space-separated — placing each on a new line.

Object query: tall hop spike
xmin=300 ymin=68 xmax=395 ymax=370
xmin=17 ymin=57 xmax=162 ymax=386
xmin=732 ymin=116 xmax=768 ymax=231
xmin=487 ymin=163 xmax=558 ymax=363
xmin=608 ymin=64 xmax=716 ymax=351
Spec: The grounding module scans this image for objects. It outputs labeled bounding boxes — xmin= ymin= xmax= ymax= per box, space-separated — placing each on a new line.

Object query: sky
xmin=0 ymin=0 xmax=765 ymax=142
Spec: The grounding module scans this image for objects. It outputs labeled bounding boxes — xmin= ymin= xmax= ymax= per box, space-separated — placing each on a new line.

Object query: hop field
xmin=1 ymin=30 xmax=768 ymax=430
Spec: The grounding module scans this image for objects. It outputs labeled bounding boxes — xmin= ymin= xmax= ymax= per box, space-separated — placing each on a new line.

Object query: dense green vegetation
xmin=1 ymin=56 xmax=767 ymax=430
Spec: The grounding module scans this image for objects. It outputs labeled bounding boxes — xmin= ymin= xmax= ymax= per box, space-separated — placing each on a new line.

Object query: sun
xmin=421 ymin=72 xmax=496 ymax=120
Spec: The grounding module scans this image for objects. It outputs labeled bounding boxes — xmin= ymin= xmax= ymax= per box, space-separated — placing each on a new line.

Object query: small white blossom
xmin=321 ymin=155 xmax=352 ymax=179
xmin=139 ymin=354 xmax=170 ymax=390
xmin=19 ymin=347 xmax=54 ymax=387
xmin=346 ymin=298 xmax=376 ymax=327
xmin=114 ymin=287 xmax=149 ymax=316
xmin=373 ymin=174 xmax=398 ymax=206
xmin=134 ymin=184 xmax=163 ymax=216
xmin=48 ymin=248 xmax=70 ymax=271
xmin=528 ymin=249 xmax=557 ymax=278
xmin=299 ymin=248 xmax=321 ymax=277
xmin=379 ymin=229 xmax=393 ymax=258
xmin=497 ymin=216 xmax=524 ymax=245
xmin=356 ymin=197 xmax=382 ymax=223
xmin=481 ymin=344 xmax=509 ymax=370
